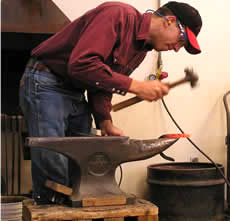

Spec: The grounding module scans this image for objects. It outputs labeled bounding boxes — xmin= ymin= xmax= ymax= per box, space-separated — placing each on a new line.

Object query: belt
xmin=27 ymin=58 xmax=51 ymax=73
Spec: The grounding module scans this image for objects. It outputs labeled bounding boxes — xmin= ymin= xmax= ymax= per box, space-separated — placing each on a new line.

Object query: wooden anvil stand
xmin=23 ymin=198 xmax=158 ymax=221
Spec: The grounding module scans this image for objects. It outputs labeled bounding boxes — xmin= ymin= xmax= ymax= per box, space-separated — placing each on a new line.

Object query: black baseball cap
xmin=164 ymin=1 xmax=202 ymax=54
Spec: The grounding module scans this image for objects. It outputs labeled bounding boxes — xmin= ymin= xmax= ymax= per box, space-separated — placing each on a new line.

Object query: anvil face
xmin=26 ymin=136 xmax=178 ymax=207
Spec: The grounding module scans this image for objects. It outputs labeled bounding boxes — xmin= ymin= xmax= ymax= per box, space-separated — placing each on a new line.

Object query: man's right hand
xmin=129 ymin=79 xmax=169 ymax=101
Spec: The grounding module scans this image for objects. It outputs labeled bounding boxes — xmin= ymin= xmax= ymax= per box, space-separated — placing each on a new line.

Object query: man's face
xmin=148 ymin=18 xmax=187 ymax=53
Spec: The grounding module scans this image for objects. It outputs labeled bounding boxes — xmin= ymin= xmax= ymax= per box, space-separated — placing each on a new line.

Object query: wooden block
xmin=104 ymin=218 xmax=124 ymax=221
xmin=82 ymin=195 xmax=126 ymax=207
xmin=23 ymin=198 xmax=158 ymax=221
xmin=45 ymin=179 xmax=72 ymax=196
xmin=77 ymin=220 xmax=92 ymax=221
xmin=138 ymin=215 xmax=158 ymax=221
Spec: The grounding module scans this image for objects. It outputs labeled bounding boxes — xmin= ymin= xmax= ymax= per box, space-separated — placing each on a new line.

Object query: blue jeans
xmin=19 ymin=60 xmax=92 ymax=200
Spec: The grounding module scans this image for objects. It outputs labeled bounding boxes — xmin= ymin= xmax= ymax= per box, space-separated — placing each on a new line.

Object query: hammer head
xmin=184 ymin=67 xmax=199 ymax=88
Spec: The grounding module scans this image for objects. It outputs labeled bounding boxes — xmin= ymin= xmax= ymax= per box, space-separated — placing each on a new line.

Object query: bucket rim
xmin=147 ymin=162 xmax=223 ymax=171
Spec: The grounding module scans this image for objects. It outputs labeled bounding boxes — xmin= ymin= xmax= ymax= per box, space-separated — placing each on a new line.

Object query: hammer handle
xmin=112 ymin=96 xmax=142 ymax=112
xmin=168 ymin=78 xmax=187 ymax=89
xmin=112 ymin=77 xmax=187 ymax=112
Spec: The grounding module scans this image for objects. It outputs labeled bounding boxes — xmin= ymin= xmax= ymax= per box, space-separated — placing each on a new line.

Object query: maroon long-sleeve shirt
xmin=32 ymin=1 xmax=153 ymax=126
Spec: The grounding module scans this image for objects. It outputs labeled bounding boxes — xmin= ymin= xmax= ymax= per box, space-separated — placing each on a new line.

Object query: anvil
xmin=26 ymin=135 xmax=178 ymax=207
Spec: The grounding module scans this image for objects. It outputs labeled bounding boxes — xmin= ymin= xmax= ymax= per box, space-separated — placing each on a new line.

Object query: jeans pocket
xmin=34 ymin=70 xmax=63 ymax=88
xmin=66 ymin=102 xmax=92 ymax=136
xmin=34 ymin=71 xmax=84 ymax=103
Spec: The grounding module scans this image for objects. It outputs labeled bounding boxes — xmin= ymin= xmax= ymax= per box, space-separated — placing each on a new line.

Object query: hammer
xmin=112 ymin=67 xmax=198 ymax=112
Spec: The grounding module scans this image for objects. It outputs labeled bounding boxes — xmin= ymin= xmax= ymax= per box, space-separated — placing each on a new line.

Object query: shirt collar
xmin=136 ymin=13 xmax=153 ymax=51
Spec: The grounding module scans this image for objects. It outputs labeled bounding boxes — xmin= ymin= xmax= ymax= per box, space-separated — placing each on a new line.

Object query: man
xmin=19 ymin=1 xmax=202 ymax=204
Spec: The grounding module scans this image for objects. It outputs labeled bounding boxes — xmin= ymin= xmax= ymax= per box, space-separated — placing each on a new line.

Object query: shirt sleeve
xmin=87 ymin=90 xmax=113 ymax=129
xmin=67 ymin=6 xmax=133 ymax=123
xmin=67 ymin=6 xmax=133 ymax=93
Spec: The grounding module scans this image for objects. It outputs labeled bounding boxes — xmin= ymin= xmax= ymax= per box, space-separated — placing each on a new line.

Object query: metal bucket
xmin=147 ymin=162 xmax=225 ymax=221
xmin=1 ymin=196 xmax=27 ymax=221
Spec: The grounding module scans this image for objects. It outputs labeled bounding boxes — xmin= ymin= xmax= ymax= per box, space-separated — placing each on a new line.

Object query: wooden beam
xmin=2 ymin=24 xmax=69 ymax=34
xmin=1 ymin=0 xmax=70 ymax=33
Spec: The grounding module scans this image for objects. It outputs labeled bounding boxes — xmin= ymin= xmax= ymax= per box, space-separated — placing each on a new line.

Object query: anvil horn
xmin=123 ymin=137 xmax=178 ymax=163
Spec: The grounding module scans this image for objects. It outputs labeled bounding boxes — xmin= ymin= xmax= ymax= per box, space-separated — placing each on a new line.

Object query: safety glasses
xmin=177 ymin=20 xmax=188 ymax=43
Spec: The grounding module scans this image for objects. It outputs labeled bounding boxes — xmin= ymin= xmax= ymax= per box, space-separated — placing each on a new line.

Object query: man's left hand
xmin=99 ymin=120 xmax=125 ymax=136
